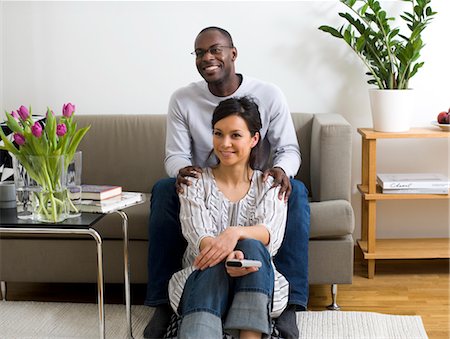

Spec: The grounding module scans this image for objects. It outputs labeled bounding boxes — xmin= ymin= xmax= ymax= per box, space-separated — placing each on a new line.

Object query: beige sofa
xmin=0 ymin=113 xmax=354 ymax=307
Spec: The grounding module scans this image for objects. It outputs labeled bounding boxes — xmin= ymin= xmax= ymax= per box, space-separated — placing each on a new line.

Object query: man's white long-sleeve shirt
xmin=165 ymin=75 xmax=301 ymax=177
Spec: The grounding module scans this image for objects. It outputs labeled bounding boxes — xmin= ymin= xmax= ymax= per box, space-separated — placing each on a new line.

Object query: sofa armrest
xmin=310 ymin=114 xmax=352 ymax=202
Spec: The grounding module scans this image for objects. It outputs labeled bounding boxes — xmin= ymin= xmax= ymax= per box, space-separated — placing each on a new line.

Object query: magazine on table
xmin=74 ymin=192 xmax=144 ymax=213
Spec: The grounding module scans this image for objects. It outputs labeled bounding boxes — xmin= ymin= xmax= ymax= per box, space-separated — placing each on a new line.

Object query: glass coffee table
xmin=0 ymin=201 xmax=142 ymax=339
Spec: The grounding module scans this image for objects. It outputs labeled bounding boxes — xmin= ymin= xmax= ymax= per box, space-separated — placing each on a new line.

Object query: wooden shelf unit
xmin=357 ymin=127 xmax=450 ymax=278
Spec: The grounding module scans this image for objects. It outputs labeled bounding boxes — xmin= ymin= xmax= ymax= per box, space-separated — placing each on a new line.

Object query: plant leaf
xmin=356 ymin=35 xmax=366 ymax=52
xmin=318 ymin=25 xmax=344 ymax=38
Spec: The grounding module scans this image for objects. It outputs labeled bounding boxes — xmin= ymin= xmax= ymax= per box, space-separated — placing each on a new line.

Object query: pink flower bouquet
xmin=0 ymin=103 xmax=90 ymax=222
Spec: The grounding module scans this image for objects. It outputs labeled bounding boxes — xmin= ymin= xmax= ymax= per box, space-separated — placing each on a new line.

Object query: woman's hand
xmin=225 ymin=250 xmax=259 ymax=277
xmin=194 ymin=228 xmax=240 ymax=270
xmin=176 ymin=166 xmax=203 ymax=194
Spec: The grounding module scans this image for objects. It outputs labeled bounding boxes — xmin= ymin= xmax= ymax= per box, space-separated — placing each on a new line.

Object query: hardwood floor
xmin=309 ymin=253 xmax=449 ymax=339
xmin=3 ymin=252 xmax=449 ymax=339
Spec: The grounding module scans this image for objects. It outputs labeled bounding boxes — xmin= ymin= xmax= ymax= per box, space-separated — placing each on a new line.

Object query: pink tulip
xmin=13 ymin=133 xmax=26 ymax=145
xmin=11 ymin=111 xmax=19 ymax=120
xmin=62 ymin=103 xmax=75 ymax=118
xmin=31 ymin=121 xmax=43 ymax=138
xmin=18 ymin=105 xmax=29 ymax=120
xmin=56 ymin=123 xmax=67 ymax=136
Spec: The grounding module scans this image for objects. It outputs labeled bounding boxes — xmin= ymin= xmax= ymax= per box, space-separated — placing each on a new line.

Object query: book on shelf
xmin=381 ymin=187 xmax=449 ymax=194
xmin=377 ymin=173 xmax=450 ymax=190
xmin=74 ymin=192 xmax=144 ymax=213
xmin=80 ymin=184 xmax=122 ymax=200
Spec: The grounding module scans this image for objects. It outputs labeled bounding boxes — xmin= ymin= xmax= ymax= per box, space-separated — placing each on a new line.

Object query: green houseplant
xmin=319 ymin=0 xmax=436 ymax=131
xmin=319 ymin=0 xmax=436 ymax=89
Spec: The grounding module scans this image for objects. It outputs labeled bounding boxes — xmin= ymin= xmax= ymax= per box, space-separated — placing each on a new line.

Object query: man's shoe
xmin=143 ymin=304 xmax=174 ymax=339
xmin=275 ymin=304 xmax=299 ymax=339
xmin=296 ymin=304 xmax=307 ymax=312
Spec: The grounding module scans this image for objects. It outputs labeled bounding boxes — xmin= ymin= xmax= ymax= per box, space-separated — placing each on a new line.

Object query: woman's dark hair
xmin=211 ymin=96 xmax=262 ymax=169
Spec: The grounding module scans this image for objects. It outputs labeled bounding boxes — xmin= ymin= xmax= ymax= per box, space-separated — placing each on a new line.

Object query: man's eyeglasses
xmin=191 ymin=45 xmax=234 ymax=59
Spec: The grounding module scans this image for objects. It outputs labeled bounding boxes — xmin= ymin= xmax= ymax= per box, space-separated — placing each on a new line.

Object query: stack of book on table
xmin=74 ymin=185 xmax=144 ymax=213
xmin=377 ymin=173 xmax=450 ymax=194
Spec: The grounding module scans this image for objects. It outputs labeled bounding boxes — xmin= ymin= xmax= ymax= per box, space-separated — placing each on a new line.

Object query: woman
xmin=168 ymin=96 xmax=288 ymax=339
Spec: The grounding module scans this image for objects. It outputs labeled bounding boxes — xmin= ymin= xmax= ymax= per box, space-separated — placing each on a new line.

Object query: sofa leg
xmin=326 ymin=284 xmax=340 ymax=310
xmin=1 ymin=281 xmax=6 ymax=301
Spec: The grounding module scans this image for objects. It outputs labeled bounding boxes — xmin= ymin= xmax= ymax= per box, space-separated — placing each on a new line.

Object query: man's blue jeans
xmin=145 ymin=177 xmax=310 ymax=309
xmin=178 ymin=239 xmax=274 ymax=338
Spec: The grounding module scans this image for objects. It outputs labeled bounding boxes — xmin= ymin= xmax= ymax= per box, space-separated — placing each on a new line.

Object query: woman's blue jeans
xmin=145 ymin=178 xmax=310 ymax=310
xmin=178 ymin=239 xmax=274 ymax=338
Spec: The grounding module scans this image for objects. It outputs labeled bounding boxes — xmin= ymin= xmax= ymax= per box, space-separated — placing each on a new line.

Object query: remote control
xmin=226 ymin=259 xmax=262 ymax=268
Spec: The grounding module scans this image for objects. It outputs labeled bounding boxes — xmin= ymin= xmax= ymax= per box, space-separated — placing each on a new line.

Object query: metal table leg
xmin=88 ymin=229 xmax=105 ymax=339
xmin=0 ymin=227 xmax=105 ymax=339
xmin=1 ymin=281 xmax=6 ymax=301
xmin=115 ymin=210 xmax=132 ymax=338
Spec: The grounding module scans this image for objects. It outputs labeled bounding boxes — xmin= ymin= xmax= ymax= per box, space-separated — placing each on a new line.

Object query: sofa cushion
xmin=76 ymin=114 xmax=167 ymax=193
xmin=309 ymin=114 xmax=352 ymax=202
xmin=309 ymin=200 xmax=354 ymax=238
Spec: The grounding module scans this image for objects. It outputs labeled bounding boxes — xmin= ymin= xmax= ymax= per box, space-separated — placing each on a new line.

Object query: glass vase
xmin=12 ymin=156 xmax=36 ymax=220
xmin=14 ymin=154 xmax=70 ymax=223
xmin=66 ymin=151 xmax=82 ymax=218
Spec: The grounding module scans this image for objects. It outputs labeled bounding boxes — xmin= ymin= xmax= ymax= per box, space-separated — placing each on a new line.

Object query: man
xmin=144 ymin=27 xmax=310 ymax=339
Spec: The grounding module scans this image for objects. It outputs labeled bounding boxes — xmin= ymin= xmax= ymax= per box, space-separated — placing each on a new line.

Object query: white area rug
xmin=297 ymin=311 xmax=428 ymax=339
xmin=0 ymin=301 xmax=428 ymax=339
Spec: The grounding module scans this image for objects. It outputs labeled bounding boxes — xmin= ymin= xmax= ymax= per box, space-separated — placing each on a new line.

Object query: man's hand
xmin=176 ymin=166 xmax=203 ymax=194
xmin=262 ymin=167 xmax=291 ymax=201
xmin=194 ymin=228 xmax=240 ymax=270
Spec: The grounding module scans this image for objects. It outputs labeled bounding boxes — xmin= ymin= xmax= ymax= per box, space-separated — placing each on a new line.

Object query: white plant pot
xmin=369 ymin=89 xmax=413 ymax=132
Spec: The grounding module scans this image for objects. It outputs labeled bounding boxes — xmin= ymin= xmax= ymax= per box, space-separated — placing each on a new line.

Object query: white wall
xmin=2 ymin=1 xmax=449 ymax=240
